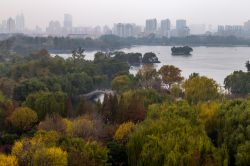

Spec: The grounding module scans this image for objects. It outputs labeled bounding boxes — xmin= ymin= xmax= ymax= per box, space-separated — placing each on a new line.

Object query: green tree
xmin=71 ymin=47 xmax=85 ymax=64
xmin=76 ymin=97 xmax=96 ymax=116
xmin=224 ymin=71 xmax=250 ymax=96
xmin=62 ymin=72 xmax=93 ymax=96
xmin=235 ymin=141 xmax=250 ymax=166
xmin=216 ymin=99 xmax=250 ymax=165
xmin=127 ymin=101 xmax=228 ymax=166
xmin=101 ymin=94 xmax=119 ymax=124
xmin=9 ymin=107 xmax=38 ymax=133
xmin=142 ymin=52 xmax=159 ymax=63
xmin=183 ymin=76 xmax=219 ymax=104
xmin=59 ymin=137 xmax=109 ymax=166
xmin=246 ymin=61 xmax=250 ymax=72
xmin=25 ymin=91 xmax=67 ymax=120
xmin=0 ymin=77 xmax=16 ymax=98
xmin=119 ymin=92 xmax=146 ymax=123
xmin=13 ymin=79 xmax=48 ymax=101
xmin=107 ymin=141 xmax=128 ymax=166
xmin=112 ymin=75 xmax=132 ymax=93
xmin=94 ymin=52 xmax=107 ymax=62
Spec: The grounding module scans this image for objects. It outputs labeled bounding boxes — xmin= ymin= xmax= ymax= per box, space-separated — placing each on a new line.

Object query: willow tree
xmin=127 ymin=101 xmax=228 ymax=166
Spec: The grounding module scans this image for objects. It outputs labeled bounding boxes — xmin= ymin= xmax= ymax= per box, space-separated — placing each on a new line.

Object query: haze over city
xmin=1 ymin=0 xmax=250 ymax=28
xmin=1 ymin=0 xmax=250 ymax=165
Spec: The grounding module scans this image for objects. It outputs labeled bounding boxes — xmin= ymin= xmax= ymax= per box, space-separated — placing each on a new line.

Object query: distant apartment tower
xmin=113 ymin=23 xmax=135 ymax=37
xmin=145 ymin=19 xmax=157 ymax=34
xmin=7 ymin=18 xmax=15 ymax=33
xmin=160 ymin=19 xmax=171 ymax=37
xmin=46 ymin=21 xmax=62 ymax=36
xmin=175 ymin=19 xmax=189 ymax=37
xmin=64 ymin=14 xmax=73 ymax=29
xmin=244 ymin=20 xmax=250 ymax=35
xmin=134 ymin=25 xmax=142 ymax=37
xmin=0 ymin=20 xmax=7 ymax=33
xmin=93 ymin=26 xmax=102 ymax=36
xmin=15 ymin=14 xmax=25 ymax=32
xmin=218 ymin=25 xmax=225 ymax=33
xmin=114 ymin=23 xmax=125 ymax=37
xmin=124 ymin=24 xmax=134 ymax=37
xmin=176 ymin=19 xmax=187 ymax=30
xmin=218 ymin=25 xmax=243 ymax=36
xmin=103 ymin=25 xmax=112 ymax=35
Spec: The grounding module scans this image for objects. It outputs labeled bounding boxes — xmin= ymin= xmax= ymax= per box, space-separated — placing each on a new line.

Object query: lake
xmin=54 ymin=46 xmax=250 ymax=86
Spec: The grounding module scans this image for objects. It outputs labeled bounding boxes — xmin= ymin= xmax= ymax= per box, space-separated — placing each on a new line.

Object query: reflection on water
xmin=53 ymin=46 xmax=250 ymax=86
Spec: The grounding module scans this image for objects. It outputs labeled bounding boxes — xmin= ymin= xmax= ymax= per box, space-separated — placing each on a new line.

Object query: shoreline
xmin=49 ymin=44 xmax=250 ymax=54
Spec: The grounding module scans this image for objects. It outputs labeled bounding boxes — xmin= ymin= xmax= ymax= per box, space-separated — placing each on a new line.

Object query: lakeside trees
xmin=159 ymin=65 xmax=184 ymax=90
xmin=1 ymin=35 xmax=250 ymax=55
xmin=246 ymin=61 xmax=250 ymax=72
xmin=224 ymin=63 xmax=250 ymax=96
xmin=183 ymin=76 xmax=219 ymax=104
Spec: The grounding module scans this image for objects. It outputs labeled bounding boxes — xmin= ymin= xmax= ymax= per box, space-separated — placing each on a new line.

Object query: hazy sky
xmin=1 ymin=0 xmax=250 ymax=29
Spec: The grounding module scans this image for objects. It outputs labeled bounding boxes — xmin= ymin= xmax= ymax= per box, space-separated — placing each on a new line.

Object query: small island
xmin=171 ymin=46 xmax=193 ymax=55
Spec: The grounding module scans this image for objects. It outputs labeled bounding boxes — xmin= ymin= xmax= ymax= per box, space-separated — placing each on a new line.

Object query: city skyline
xmin=1 ymin=13 xmax=250 ymax=39
xmin=1 ymin=0 xmax=250 ymax=29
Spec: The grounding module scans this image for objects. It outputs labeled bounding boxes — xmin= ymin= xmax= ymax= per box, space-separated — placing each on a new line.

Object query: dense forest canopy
xmin=0 ymin=42 xmax=249 ymax=166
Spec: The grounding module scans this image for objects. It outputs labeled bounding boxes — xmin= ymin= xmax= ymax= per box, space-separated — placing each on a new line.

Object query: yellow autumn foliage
xmin=114 ymin=122 xmax=135 ymax=141
xmin=33 ymin=147 xmax=68 ymax=166
xmin=9 ymin=107 xmax=38 ymax=132
xmin=198 ymin=101 xmax=220 ymax=123
xmin=0 ymin=153 xmax=18 ymax=166
xmin=63 ymin=118 xmax=73 ymax=136
xmin=11 ymin=131 xmax=61 ymax=166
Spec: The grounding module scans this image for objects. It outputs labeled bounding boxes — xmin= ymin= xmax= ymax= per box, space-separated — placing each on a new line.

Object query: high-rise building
xmin=113 ymin=23 xmax=136 ymax=37
xmin=7 ymin=18 xmax=15 ymax=33
xmin=93 ymin=26 xmax=102 ymax=36
xmin=218 ymin=25 xmax=225 ymax=33
xmin=15 ymin=14 xmax=25 ymax=32
xmin=0 ymin=20 xmax=7 ymax=33
xmin=124 ymin=24 xmax=134 ymax=37
xmin=244 ymin=20 xmax=250 ymax=35
xmin=160 ymin=19 xmax=171 ymax=37
xmin=217 ymin=25 xmax=243 ymax=36
xmin=134 ymin=25 xmax=142 ymax=37
xmin=175 ymin=19 xmax=189 ymax=37
xmin=64 ymin=14 xmax=73 ymax=33
xmin=114 ymin=23 xmax=124 ymax=37
xmin=35 ymin=26 xmax=43 ymax=34
xmin=46 ymin=20 xmax=62 ymax=36
xmin=176 ymin=19 xmax=187 ymax=30
xmin=145 ymin=19 xmax=157 ymax=34
xmin=103 ymin=25 xmax=112 ymax=35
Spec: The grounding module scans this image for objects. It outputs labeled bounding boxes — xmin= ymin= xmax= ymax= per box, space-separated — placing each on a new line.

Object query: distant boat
xmin=171 ymin=46 xmax=193 ymax=55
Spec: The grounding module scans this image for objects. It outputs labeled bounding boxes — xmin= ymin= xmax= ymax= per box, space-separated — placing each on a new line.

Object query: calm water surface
xmin=55 ymin=46 xmax=250 ymax=86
